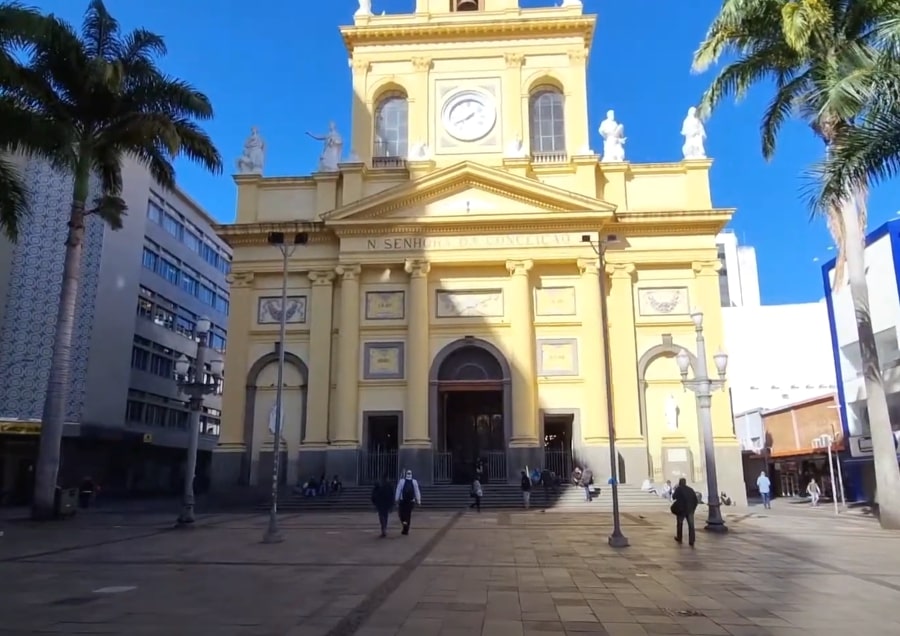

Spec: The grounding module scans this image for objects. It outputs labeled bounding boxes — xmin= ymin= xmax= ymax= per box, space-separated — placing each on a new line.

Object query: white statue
xmin=346 ymin=148 xmax=362 ymax=163
xmin=505 ymin=134 xmax=526 ymax=158
xmin=355 ymin=0 xmax=372 ymax=17
xmin=681 ymin=106 xmax=707 ymax=160
xmin=235 ymin=126 xmax=265 ymax=175
xmin=598 ymin=110 xmax=626 ymax=163
xmin=307 ymin=122 xmax=343 ymax=172
xmin=665 ymin=394 xmax=680 ymax=431
xmin=561 ymin=0 xmax=583 ymax=6
xmin=408 ymin=141 xmax=430 ymax=160
xmin=267 ymin=401 xmax=285 ymax=436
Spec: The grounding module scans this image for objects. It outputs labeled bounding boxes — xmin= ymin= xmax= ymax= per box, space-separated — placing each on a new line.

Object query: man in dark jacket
xmin=671 ymin=477 xmax=699 ymax=547
xmin=371 ymin=473 xmax=394 ymax=537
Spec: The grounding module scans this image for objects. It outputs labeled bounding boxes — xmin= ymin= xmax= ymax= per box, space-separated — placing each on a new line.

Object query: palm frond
xmin=0 ymin=156 xmax=28 ymax=240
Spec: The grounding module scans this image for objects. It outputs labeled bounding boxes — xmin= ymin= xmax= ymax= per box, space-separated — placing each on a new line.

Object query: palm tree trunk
xmin=841 ymin=189 xmax=900 ymax=529
xmin=31 ymin=165 xmax=90 ymax=520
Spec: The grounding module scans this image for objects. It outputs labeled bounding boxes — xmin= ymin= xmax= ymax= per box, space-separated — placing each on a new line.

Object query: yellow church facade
xmin=212 ymin=0 xmax=745 ymax=502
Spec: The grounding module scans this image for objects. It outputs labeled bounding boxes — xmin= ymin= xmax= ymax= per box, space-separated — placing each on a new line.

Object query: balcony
xmin=530 ymin=151 xmax=568 ymax=165
xmin=372 ymin=141 xmax=407 ymax=169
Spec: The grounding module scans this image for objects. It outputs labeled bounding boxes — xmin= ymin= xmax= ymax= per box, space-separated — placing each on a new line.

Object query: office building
xmin=0 ymin=154 xmax=231 ymax=502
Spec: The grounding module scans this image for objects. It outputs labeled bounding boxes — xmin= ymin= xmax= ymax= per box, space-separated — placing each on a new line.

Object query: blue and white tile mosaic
xmin=0 ymin=159 xmax=104 ymax=422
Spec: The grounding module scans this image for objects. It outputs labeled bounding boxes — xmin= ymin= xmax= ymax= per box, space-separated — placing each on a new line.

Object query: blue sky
xmin=34 ymin=0 xmax=900 ymax=304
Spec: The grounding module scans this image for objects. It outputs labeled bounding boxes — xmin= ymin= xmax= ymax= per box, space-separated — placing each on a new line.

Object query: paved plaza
xmin=0 ymin=504 xmax=898 ymax=635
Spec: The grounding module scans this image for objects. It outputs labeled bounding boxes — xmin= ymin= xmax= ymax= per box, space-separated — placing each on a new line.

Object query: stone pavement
xmin=0 ymin=505 xmax=898 ymax=635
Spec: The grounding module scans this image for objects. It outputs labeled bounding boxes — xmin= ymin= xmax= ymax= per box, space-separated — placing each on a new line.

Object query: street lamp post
xmin=675 ymin=309 xmax=729 ymax=533
xmin=262 ymin=230 xmax=308 ymax=544
xmin=174 ymin=317 xmax=224 ymax=526
xmin=581 ymin=233 xmax=628 ymax=548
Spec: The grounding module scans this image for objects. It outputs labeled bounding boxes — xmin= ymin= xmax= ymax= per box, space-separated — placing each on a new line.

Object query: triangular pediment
xmin=323 ymin=161 xmax=616 ymax=225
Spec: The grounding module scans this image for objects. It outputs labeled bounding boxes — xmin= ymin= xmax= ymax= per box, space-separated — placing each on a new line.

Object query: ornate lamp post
xmin=262 ymin=230 xmax=308 ymax=544
xmin=581 ymin=233 xmax=628 ymax=548
xmin=173 ymin=317 xmax=224 ymax=526
xmin=675 ymin=309 xmax=729 ymax=533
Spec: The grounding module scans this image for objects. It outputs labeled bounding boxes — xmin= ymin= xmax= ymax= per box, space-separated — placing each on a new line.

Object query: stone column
xmin=211 ymin=271 xmax=253 ymax=489
xmin=403 ymin=259 xmax=431 ymax=445
xmin=303 ymin=270 xmax=335 ymax=449
xmin=605 ymin=262 xmax=646 ymax=480
xmin=333 ymin=264 xmax=361 ymax=446
xmin=577 ymin=258 xmax=610 ymax=444
xmin=401 ymin=259 xmax=432 ymax=481
xmin=408 ymin=57 xmax=432 ymax=153
xmin=506 ymin=260 xmax=538 ymax=446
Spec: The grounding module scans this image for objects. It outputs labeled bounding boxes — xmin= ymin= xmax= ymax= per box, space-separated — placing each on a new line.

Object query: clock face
xmin=441 ymin=90 xmax=497 ymax=142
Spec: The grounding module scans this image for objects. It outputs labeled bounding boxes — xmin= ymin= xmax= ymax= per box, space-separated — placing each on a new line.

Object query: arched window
xmin=453 ymin=0 xmax=480 ymax=11
xmin=528 ymin=86 xmax=566 ymax=155
xmin=374 ymin=91 xmax=408 ymax=161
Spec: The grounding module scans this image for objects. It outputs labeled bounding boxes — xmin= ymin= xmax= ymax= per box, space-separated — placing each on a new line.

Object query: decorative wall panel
xmin=0 ymin=160 xmax=104 ymax=421
xmin=257 ymin=296 xmax=307 ymax=324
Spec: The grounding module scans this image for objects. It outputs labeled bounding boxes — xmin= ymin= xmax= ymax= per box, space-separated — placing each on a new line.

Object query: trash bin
xmin=54 ymin=487 xmax=78 ymax=518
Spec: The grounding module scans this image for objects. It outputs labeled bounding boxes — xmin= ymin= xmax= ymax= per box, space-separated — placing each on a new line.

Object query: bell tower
xmin=415 ymin=1 xmax=521 ymax=13
xmin=344 ymin=0 xmax=592 ymax=170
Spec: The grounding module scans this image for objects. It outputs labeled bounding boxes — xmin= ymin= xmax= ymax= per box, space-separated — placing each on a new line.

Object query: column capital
xmin=504 ymin=53 xmax=524 ymax=68
xmin=404 ymin=259 xmax=431 ymax=278
xmin=335 ymin=264 xmax=361 ymax=281
xmin=227 ymin=271 xmax=255 ymax=288
xmin=577 ymin=258 xmax=601 ymax=277
xmin=411 ymin=56 xmax=432 ymax=72
xmin=692 ymin=260 xmax=722 ymax=276
xmin=506 ymin=259 xmax=534 ymax=276
xmin=605 ymin=262 xmax=636 ymax=279
xmin=308 ymin=270 xmax=336 ymax=286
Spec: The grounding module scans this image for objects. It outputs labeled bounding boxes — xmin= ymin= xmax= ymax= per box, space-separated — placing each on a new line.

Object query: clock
xmin=440 ymin=89 xmax=497 ymax=142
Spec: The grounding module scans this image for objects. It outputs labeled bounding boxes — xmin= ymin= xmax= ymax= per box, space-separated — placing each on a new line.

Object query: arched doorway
xmin=243 ymin=350 xmax=309 ymax=486
xmin=429 ymin=338 xmax=512 ymax=484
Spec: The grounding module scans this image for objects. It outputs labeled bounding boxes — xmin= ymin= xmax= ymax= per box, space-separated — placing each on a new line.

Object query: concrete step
xmin=262 ymin=484 xmax=675 ymax=511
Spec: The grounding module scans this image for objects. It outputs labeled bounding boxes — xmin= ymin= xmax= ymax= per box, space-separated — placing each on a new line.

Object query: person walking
xmin=520 ymin=470 xmax=532 ymax=509
xmin=671 ymin=477 xmax=699 ymax=547
xmin=394 ymin=469 xmax=421 ymax=535
xmin=756 ymin=471 xmax=772 ymax=509
xmin=371 ymin=472 xmax=394 ymax=537
xmin=470 ymin=477 xmax=483 ymax=512
xmin=581 ymin=466 xmax=594 ymax=502
xmin=806 ymin=478 xmax=821 ymax=507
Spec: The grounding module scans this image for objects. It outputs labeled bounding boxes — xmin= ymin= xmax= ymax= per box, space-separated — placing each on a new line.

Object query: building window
xmin=162 ymin=213 xmax=183 ymax=238
xmin=154 ymin=306 xmax=175 ymax=330
xmin=126 ymin=400 xmax=144 ymax=422
xmin=528 ymin=86 xmax=566 ymax=154
xmin=145 ymin=404 xmax=166 ymax=427
xmin=147 ymin=201 xmax=163 ymax=224
xmin=374 ymin=91 xmax=409 ymax=160
xmin=215 ymin=294 xmax=229 ymax=315
xmin=210 ymin=332 xmax=226 ymax=351
xmin=717 ymin=245 xmax=731 ymax=307
xmin=149 ymin=353 xmax=173 ymax=379
xmin=199 ymin=284 xmax=215 ymax=306
xmin=131 ymin=347 xmax=150 ymax=371
xmin=180 ymin=270 xmax=199 ymax=297
xmin=184 ymin=230 xmax=202 ymax=254
xmin=175 ymin=315 xmax=196 ymax=338
xmin=158 ymin=258 xmax=179 ymax=285
xmin=136 ymin=297 xmax=153 ymax=319
xmin=142 ymin=247 xmax=158 ymax=272
xmin=218 ymin=258 xmax=231 ymax=276
xmin=201 ymin=243 xmax=219 ymax=268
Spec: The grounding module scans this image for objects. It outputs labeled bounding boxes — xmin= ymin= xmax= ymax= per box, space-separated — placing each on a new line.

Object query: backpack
xmin=401 ymin=479 xmax=415 ymax=503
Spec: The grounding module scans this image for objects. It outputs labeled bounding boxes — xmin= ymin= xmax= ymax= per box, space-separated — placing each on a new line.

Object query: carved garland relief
xmin=637 ymin=287 xmax=690 ymax=316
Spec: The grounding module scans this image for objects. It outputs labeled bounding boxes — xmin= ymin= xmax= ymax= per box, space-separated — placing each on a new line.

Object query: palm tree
xmin=0 ymin=2 xmax=64 ymax=240
xmin=2 ymin=0 xmax=222 ymax=519
xmin=692 ymin=0 xmax=900 ymax=529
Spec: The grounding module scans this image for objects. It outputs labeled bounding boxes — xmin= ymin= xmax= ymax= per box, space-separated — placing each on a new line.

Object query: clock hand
xmin=453 ymin=111 xmax=475 ymax=126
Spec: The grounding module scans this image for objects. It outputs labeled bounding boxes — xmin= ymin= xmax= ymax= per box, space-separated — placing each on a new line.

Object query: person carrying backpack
xmin=520 ymin=470 xmax=532 ymax=509
xmin=670 ymin=477 xmax=699 ymax=547
xmin=394 ymin=469 xmax=421 ymax=535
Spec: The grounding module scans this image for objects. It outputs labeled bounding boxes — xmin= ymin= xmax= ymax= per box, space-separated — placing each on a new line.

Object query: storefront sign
xmin=0 ymin=421 xmax=41 ymax=435
xmin=848 ymin=434 xmax=900 ymax=458
xmin=344 ymin=233 xmax=587 ymax=252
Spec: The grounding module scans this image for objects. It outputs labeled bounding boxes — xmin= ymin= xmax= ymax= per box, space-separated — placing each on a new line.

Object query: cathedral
xmin=211 ymin=0 xmax=745 ymax=504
